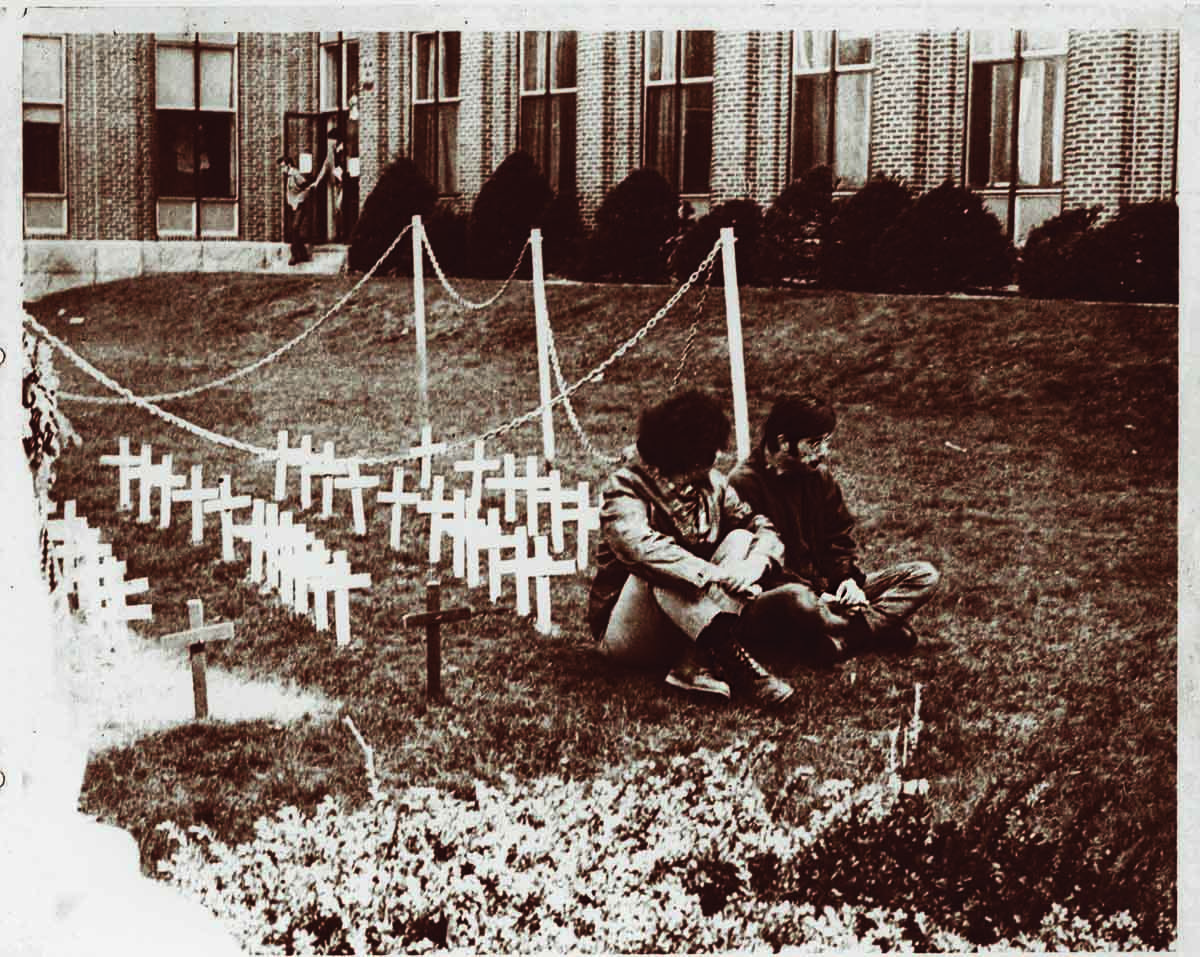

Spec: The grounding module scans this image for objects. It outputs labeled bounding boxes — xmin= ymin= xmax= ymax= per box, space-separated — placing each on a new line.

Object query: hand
xmin=711 ymin=557 xmax=767 ymax=598
xmin=833 ymin=578 xmax=869 ymax=612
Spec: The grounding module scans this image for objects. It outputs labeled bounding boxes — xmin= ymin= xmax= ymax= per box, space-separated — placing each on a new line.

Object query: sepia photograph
xmin=2 ymin=2 xmax=1188 ymax=953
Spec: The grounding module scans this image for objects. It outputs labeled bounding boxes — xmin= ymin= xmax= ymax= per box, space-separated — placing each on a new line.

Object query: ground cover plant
xmin=25 ymin=267 xmax=1176 ymax=950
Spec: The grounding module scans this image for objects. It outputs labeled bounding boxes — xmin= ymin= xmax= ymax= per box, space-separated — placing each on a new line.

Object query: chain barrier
xmin=546 ymin=331 xmax=620 ymax=466
xmin=422 ymin=232 xmax=530 ymax=311
xmin=50 ymin=222 xmax=415 ymax=405
xmin=670 ymin=253 xmax=718 ymax=390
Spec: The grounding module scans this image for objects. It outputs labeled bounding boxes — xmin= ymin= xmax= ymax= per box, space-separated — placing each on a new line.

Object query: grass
xmin=26 ymin=271 xmax=1176 ymax=919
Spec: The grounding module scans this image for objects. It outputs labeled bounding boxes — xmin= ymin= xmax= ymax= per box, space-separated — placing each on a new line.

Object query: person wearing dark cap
xmin=729 ymin=393 xmax=940 ymax=661
xmin=587 ymin=389 xmax=798 ymax=709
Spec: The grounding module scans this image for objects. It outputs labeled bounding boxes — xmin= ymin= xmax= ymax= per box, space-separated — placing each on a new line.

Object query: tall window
xmin=520 ymin=31 xmax=577 ymax=193
xmin=968 ymin=29 xmax=1065 ymax=189
xmin=23 ymin=35 xmax=67 ymax=234
xmin=792 ymin=30 xmax=873 ymax=187
xmin=155 ymin=33 xmax=238 ymax=236
xmin=644 ymin=30 xmax=713 ymax=194
xmin=412 ymin=31 xmax=460 ymax=195
xmin=319 ymin=32 xmax=361 ymax=241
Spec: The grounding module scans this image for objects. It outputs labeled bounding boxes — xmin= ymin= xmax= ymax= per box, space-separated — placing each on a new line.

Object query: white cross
xmin=487 ymin=524 xmax=532 ymax=616
xmin=203 ymin=475 xmax=253 ymax=562
xmin=416 ymin=477 xmax=465 ymax=567
xmin=453 ymin=439 xmax=501 ymax=515
xmin=527 ymin=467 xmax=564 ymax=543
xmin=71 ymin=536 xmax=114 ymax=612
xmin=464 ymin=508 xmax=505 ymax=589
xmin=528 ymin=535 xmax=578 ymax=635
xmin=301 ymin=440 xmax=349 ymax=519
xmin=484 ymin=453 xmax=522 ymax=524
xmin=375 ymin=466 xmax=423 ymax=551
xmin=273 ymin=512 xmax=299 ymax=601
xmin=98 ymin=436 xmax=140 ymax=512
xmin=172 ymin=464 xmax=220 ymax=545
xmin=333 ymin=459 xmax=381 ymax=535
xmin=234 ymin=499 xmax=274 ymax=586
xmin=131 ymin=444 xmax=155 ymax=523
xmin=273 ymin=430 xmax=314 ymax=503
xmin=408 ymin=425 xmax=448 ymax=490
xmin=557 ymin=480 xmax=602 ymax=570
xmin=308 ymin=550 xmax=371 ymax=647
xmin=292 ymin=538 xmax=331 ymax=617
xmin=93 ymin=555 xmax=152 ymax=624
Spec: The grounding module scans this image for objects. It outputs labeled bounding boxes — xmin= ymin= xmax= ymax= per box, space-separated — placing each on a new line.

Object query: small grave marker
xmin=375 ymin=466 xmax=423 ymax=551
xmin=98 ymin=436 xmax=141 ymax=512
xmin=274 ymin=430 xmax=314 ymax=503
xmin=158 ymin=599 xmax=234 ymax=720
xmin=334 ymin=459 xmax=381 ymax=535
xmin=453 ymin=439 xmax=501 ymax=515
xmin=302 ymin=440 xmax=349 ymax=519
xmin=173 ymin=464 xmax=220 ymax=544
xmin=409 ymin=425 xmax=448 ymax=490
xmin=402 ymin=580 xmax=475 ymax=704
xmin=307 ymin=550 xmax=371 ymax=647
xmin=528 ymin=535 xmax=577 ymax=635
xmin=203 ymin=475 xmax=253 ymax=562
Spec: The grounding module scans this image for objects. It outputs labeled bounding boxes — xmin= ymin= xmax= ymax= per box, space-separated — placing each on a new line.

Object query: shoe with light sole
xmin=665 ymin=665 xmax=731 ymax=700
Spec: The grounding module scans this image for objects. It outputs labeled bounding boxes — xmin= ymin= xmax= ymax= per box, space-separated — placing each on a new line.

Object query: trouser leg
xmin=861 ymin=560 xmax=941 ymax=630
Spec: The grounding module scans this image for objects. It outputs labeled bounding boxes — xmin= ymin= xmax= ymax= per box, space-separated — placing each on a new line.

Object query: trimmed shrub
xmin=818 ymin=175 xmax=913 ymax=290
xmin=668 ymin=198 xmax=765 ymax=286
xmin=541 ymin=188 xmax=588 ymax=279
xmin=348 ymin=157 xmax=437 ymax=274
xmin=1074 ymin=200 xmax=1178 ymax=303
xmin=871 ymin=181 xmax=1015 ymax=293
xmin=422 ymin=200 xmax=471 ymax=278
xmin=585 ymin=167 xmax=681 ymax=282
xmin=757 ymin=166 xmax=835 ymax=286
xmin=467 ymin=150 xmax=553 ymax=279
xmin=1017 ymin=206 xmax=1101 ymax=299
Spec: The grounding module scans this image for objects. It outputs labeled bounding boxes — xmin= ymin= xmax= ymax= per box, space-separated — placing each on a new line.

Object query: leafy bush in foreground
xmin=348 ymin=158 xmax=438 ymax=275
xmin=756 ymin=166 xmax=835 ymax=286
xmin=160 ymin=743 xmax=1168 ymax=954
xmin=668 ymin=198 xmax=765 ymax=286
xmin=818 ymin=175 xmax=913 ymax=290
xmin=1017 ymin=206 xmax=1101 ymax=299
xmin=467 ymin=150 xmax=553 ymax=279
xmin=1073 ymin=200 xmax=1179 ymax=303
xmin=584 ymin=167 xmax=681 ymax=283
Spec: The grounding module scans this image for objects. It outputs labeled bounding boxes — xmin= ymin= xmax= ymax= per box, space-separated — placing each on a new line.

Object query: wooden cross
xmin=402 ymin=580 xmax=475 ymax=704
xmin=307 ymin=550 xmax=371 ymax=647
xmin=292 ymin=539 xmax=331 ymax=617
xmin=131 ymin=444 xmax=155 ymax=523
xmin=557 ymin=480 xmax=601 ymax=570
xmin=98 ymin=436 xmax=141 ymax=512
xmin=464 ymin=508 xmax=504 ymax=589
xmin=272 ymin=512 xmax=299 ymax=601
xmin=526 ymin=466 xmax=564 ymax=544
xmin=301 ymin=440 xmax=349 ymax=519
xmin=487 ymin=524 xmax=532 ymax=616
xmin=375 ymin=466 xmax=423 ymax=551
xmin=408 ymin=424 xmax=448 ymax=490
xmin=203 ymin=474 xmax=253 ymax=562
xmin=416 ymin=476 xmax=463 ymax=566
xmin=156 ymin=454 xmax=188 ymax=529
xmin=528 ymin=535 xmax=578 ymax=635
xmin=158 ymin=599 xmax=234 ymax=720
xmin=333 ymin=459 xmax=381 ymax=535
xmin=453 ymin=439 xmax=501 ymax=515
xmin=484 ymin=452 xmax=522 ymax=523
xmin=273 ymin=430 xmax=314 ymax=503
xmin=173 ymin=464 xmax=220 ymax=545
xmin=93 ymin=554 xmax=152 ymax=625
xmin=232 ymin=499 xmax=268 ymax=583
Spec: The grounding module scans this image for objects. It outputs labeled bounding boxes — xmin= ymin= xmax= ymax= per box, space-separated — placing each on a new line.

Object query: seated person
xmin=729 ymin=393 xmax=940 ymax=661
xmin=587 ymin=389 xmax=799 ymax=709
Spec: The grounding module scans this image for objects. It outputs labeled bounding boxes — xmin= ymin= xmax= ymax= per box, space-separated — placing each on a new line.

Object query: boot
xmin=698 ymin=613 xmax=794 ymax=709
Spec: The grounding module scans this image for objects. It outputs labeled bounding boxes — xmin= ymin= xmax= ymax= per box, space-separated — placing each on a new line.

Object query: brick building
xmin=20 ymin=27 xmax=1179 ymax=293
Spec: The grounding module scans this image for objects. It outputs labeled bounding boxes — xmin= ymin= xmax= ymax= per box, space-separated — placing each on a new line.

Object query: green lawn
xmin=27 ymin=272 xmax=1176 ymax=923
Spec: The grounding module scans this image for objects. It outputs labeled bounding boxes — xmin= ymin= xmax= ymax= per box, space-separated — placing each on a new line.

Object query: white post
xmin=720 ymin=227 xmax=751 ymax=462
xmin=412 ymin=214 xmax=430 ymax=430
xmin=530 ymin=228 xmax=556 ymax=463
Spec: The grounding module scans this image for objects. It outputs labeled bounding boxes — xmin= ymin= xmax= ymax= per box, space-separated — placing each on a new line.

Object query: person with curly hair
xmin=587 ymin=389 xmax=797 ymax=709
xmin=729 ymin=393 xmax=940 ymax=662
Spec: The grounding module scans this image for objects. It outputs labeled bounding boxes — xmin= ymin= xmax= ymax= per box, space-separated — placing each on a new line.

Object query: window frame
xmin=411 ymin=30 xmax=462 ymax=196
xmin=154 ymin=32 xmax=240 ymax=239
xmin=518 ymin=30 xmax=578 ymax=193
xmin=965 ymin=28 xmax=1066 ymax=240
xmin=642 ymin=29 xmax=714 ymax=195
xmin=22 ymin=33 xmax=68 ymax=236
xmin=789 ymin=29 xmax=875 ymax=188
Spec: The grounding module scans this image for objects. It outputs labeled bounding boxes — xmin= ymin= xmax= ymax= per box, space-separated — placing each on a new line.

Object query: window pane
xmin=681 ymin=83 xmax=712 ymax=193
xmin=523 ymin=32 xmax=545 ymax=92
xmin=647 ymin=30 xmax=675 ymax=82
xmin=413 ymin=102 xmax=437 ymax=182
xmin=1018 ymin=57 xmax=1064 ymax=186
xmin=197 ymin=112 xmax=234 ymax=198
xmin=198 ymin=33 xmax=236 ymax=45
xmin=520 ymin=95 xmax=547 ymax=165
xmin=990 ymin=62 xmax=1014 ymax=184
xmin=834 ymin=71 xmax=870 ymax=186
xmin=683 ymin=30 xmax=713 ymax=79
xmin=414 ymin=35 xmax=435 ymax=100
xmin=25 ymin=196 xmax=66 ymax=232
xmin=551 ymin=31 xmax=576 ymax=89
xmin=199 ymin=200 xmax=237 ymax=235
xmin=1022 ymin=29 xmax=1067 ymax=54
xmin=23 ymin=118 xmax=61 ymax=192
xmin=158 ymin=111 xmax=197 ymax=195
xmin=792 ymin=74 xmax=830 ymax=179
xmin=967 ymin=62 xmax=992 ymax=186
xmin=319 ymin=31 xmax=340 ymax=43
xmin=971 ymin=29 xmax=1015 ymax=59
xmin=346 ymin=41 xmax=359 ymax=107
xmin=199 ymin=48 xmax=234 ymax=110
xmin=156 ymin=45 xmax=195 ymax=109
xmin=438 ymin=102 xmax=459 ymax=192
xmin=321 ymin=43 xmax=341 ymax=111
xmin=837 ymin=33 xmax=872 ymax=66
xmin=157 ymin=198 xmax=195 ymax=233
xmin=441 ymin=32 xmax=460 ymax=98
xmin=551 ymin=92 xmax=577 ymax=192
xmin=158 ymin=111 xmax=235 ymax=199
xmin=645 ymin=84 xmax=678 ymax=189
xmin=795 ymin=30 xmax=832 ymax=72
xmin=23 ymin=37 xmax=63 ymax=102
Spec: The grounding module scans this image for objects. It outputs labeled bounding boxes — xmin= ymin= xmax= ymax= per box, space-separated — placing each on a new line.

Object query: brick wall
xmin=1064 ymin=30 xmax=1134 ymax=216
xmin=755 ymin=32 xmax=791 ymax=204
xmin=924 ymin=31 xmax=968 ymax=190
xmin=711 ymin=32 xmax=751 ymax=203
xmin=576 ymin=32 xmax=641 ymax=225
xmin=1129 ymin=29 xmax=1179 ymax=203
xmin=871 ymin=31 xmax=927 ymax=188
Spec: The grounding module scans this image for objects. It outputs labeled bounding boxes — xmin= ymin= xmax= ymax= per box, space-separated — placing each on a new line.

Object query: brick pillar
xmin=754 ymin=31 xmax=792 ymax=204
xmin=611 ymin=32 xmax=642 ymax=198
xmin=1129 ymin=29 xmax=1179 ymax=203
xmin=923 ymin=30 xmax=968 ymax=191
xmin=711 ymin=32 xmax=752 ymax=204
xmin=1063 ymin=30 xmax=1135 ymax=219
xmin=357 ymin=32 xmax=386 ymax=213
xmin=871 ymin=30 xmax=928 ymax=188
xmin=458 ymin=32 xmax=486 ymax=206
xmin=575 ymin=31 xmax=607 ymax=223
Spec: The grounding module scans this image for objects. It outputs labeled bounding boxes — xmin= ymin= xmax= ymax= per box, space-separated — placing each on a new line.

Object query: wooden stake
xmin=530 ymin=228 xmax=556 ymax=463
xmin=413 ymin=214 xmax=429 ymax=429
xmin=721 ymin=226 xmax=751 ymax=461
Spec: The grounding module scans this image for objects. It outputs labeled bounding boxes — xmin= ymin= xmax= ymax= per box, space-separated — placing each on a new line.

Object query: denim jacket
xmin=586 ymin=452 xmax=784 ymax=639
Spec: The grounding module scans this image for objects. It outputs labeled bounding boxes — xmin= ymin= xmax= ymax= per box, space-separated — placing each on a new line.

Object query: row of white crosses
xmin=99 ymin=437 xmax=372 ymax=646
xmin=44 ymin=499 xmax=152 ymax=630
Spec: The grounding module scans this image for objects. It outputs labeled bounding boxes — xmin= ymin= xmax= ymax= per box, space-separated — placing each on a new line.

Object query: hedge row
xmin=349 ymin=155 xmax=1177 ymax=303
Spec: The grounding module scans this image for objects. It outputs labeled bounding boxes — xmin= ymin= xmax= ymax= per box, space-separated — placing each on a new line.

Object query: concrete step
xmin=284 ymin=245 xmax=347 ymax=274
